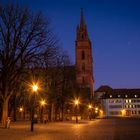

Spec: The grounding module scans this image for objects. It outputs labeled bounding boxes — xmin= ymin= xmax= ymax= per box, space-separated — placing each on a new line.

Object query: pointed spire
xmin=76 ymin=8 xmax=89 ymax=40
xmin=80 ymin=8 xmax=85 ymax=28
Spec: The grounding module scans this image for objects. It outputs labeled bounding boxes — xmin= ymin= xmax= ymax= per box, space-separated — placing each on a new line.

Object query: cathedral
xmin=75 ymin=9 xmax=94 ymax=98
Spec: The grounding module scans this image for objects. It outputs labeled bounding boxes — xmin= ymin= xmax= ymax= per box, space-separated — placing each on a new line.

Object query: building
xmin=95 ymin=86 xmax=140 ymax=117
xmin=75 ymin=9 xmax=94 ymax=98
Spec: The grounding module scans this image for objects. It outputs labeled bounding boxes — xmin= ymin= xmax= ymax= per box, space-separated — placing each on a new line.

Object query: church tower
xmin=76 ymin=9 xmax=94 ymax=98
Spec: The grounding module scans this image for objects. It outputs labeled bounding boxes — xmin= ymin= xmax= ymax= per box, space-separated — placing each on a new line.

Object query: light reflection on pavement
xmin=0 ymin=119 xmax=140 ymax=140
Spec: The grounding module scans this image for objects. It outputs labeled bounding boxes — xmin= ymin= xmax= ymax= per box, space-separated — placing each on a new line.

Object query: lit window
xmin=125 ymin=105 xmax=128 ymax=108
xmin=133 ymin=105 xmax=135 ymax=108
xmin=129 ymin=105 xmax=132 ymax=108
xmin=135 ymin=95 xmax=137 ymax=98
xmin=129 ymin=100 xmax=131 ymax=103
xmin=125 ymin=100 xmax=128 ymax=103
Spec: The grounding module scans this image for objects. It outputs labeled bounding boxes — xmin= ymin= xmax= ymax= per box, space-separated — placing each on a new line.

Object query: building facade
xmin=75 ymin=9 xmax=94 ymax=98
xmin=95 ymin=86 xmax=140 ymax=117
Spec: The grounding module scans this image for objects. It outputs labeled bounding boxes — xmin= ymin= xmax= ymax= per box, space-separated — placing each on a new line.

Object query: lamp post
xmin=95 ymin=107 xmax=98 ymax=114
xmin=74 ymin=99 xmax=79 ymax=123
xmin=88 ymin=104 xmax=93 ymax=120
xmin=40 ymin=100 xmax=46 ymax=123
xmin=94 ymin=107 xmax=99 ymax=118
xmin=19 ymin=107 xmax=23 ymax=112
xmin=31 ymin=84 xmax=38 ymax=132
xmin=19 ymin=107 xmax=23 ymax=120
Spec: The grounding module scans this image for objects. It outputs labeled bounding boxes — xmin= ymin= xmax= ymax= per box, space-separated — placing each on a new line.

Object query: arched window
xmin=81 ymin=51 xmax=85 ymax=60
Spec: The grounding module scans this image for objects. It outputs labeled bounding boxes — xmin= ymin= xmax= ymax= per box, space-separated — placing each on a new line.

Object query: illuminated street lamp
xmin=40 ymin=99 xmax=46 ymax=123
xmin=95 ymin=107 xmax=98 ymax=111
xmin=95 ymin=107 xmax=99 ymax=114
xmin=74 ymin=99 xmax=79 ymax=123
xmin=19 ymin=107 xmax=23 ymax=120
xmin=40 ymin=100 xmax=46 ymax=106
xmin=32 ymin=85 xmax=38 ymax=92
xmin=88 ymin=104 xmax=93 ymax=109
xmin=99 ymin=109 xmax=103 ymax=117
xmin=121 ymin=109 xmax=126 ymax=116
xmin=75 ymin=100 xmax=79 ymax=105
xmin=19 ymin=107 xmax=23 ymax=112
xmin=88 ymin=104 xmax=93 ymax=120
xmin=31 ymin=84 xmax=38 ymax=132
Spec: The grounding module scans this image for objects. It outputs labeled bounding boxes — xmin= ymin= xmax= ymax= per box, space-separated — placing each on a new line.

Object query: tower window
xmin=81 ymin=51 xmax=85 ymax=60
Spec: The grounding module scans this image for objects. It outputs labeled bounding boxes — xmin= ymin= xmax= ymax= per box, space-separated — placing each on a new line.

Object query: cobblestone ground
xmin=0 ymin=118 xmax=140 ymax=140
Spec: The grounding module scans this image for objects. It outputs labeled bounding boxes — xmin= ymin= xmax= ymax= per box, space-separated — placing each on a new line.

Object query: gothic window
xmin=81 ymin=51 xmax=85 ymax=60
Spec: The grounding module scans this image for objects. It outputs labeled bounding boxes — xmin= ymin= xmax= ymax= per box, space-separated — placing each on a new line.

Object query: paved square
xmin=0 ymin=118 xmax=140 ymax=140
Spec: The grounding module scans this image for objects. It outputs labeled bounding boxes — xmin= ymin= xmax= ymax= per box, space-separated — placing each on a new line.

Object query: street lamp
xmin=121 ymin=109 xmax=126 ymax=116
xmin=88 ymin=104 xmax=93 ymax=120
xmin=88 ymin=104 xmax=93 ymax=109
xmin=74 ymin=99 xmax=79 ymax=123
xmin=32 ymin=85 xmax=38 ymax=92
xmin=19 ymin=107 xmax=23 ymax=112
xmin=40 ymin=100 xmax=46 ymax=123
xmin=99 ymin=109 xmax=103 ymax=117
xmin=40 ymin=100 xmax=46 ymax=106
xmin=95 ymin=107 xmax=99 ymax=113
xmin=19 ymin=107 xmax=23 ymax=120
xmin=31 ymin=84 xmax=38 ymax=132
xmin=95 ymin=107 xmax=98 ymax=111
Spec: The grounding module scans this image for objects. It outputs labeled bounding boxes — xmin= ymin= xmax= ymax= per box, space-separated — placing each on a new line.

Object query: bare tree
xmin=44 ymin=51 xmax=75 ymax=121
xmin=0 ymin=4 xmax=57 ymax=127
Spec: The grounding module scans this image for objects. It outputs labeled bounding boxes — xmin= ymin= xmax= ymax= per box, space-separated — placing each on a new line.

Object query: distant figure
xmin=6 ymin=117 xmax=11 ymax=128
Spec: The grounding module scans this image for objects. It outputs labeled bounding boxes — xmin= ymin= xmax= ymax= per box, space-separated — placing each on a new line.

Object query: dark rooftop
xmin=95 ymin=85 xmax=140 ymax=99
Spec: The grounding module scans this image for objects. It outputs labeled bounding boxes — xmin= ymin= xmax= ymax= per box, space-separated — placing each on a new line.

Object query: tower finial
xmin=80 ymin=8 xmax=85 ymax=27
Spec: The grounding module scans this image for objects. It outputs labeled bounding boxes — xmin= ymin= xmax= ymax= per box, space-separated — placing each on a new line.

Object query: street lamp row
xmin=29 ymin=84 xmax=100 ymax=131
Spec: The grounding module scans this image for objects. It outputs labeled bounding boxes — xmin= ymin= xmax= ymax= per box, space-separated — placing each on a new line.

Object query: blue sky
xmin=1 ymin=0 xmax=140 ymax=89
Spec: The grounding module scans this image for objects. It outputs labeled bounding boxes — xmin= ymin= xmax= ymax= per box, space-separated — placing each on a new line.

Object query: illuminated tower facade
xmin=76 ymin=9 xmax=94 ymax=98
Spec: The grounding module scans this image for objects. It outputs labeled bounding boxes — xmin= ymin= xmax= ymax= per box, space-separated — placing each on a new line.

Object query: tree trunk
xmin=48 ymin=105 xmax=51 ymax=121
xmin=40 ymin=106 xmax=43 ymax=123
xmin=50 ymin=103 xmax=55 ymax=121
xmin=60 ymin=104 xmax=64 ymax=121
xmin=13 ymin=96 xmax=17 ymax=122
xmin=2 ymin=99 xmax=9 ymax=127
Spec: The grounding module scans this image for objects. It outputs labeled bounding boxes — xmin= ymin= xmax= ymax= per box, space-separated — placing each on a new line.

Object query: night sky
xmin=1 ymin=0 xmax=140 ymax=89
